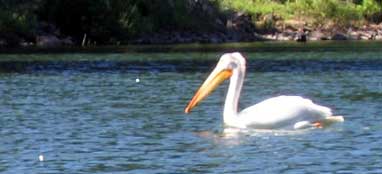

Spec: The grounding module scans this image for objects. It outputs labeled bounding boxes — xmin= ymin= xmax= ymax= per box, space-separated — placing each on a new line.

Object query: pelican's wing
xmin=238 ymin=96 xmax=332 ymax=129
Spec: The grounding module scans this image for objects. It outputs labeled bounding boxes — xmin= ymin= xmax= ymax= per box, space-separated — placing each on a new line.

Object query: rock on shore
xmin=133 ymin=22 xmax=382 ymax=44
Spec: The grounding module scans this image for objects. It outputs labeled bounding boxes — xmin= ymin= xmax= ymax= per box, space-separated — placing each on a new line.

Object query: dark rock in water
xmin=296 ymin=34 xmax=306 ymax=42
xmin=295 ymin=28 xmax=307 ymax=42
xmin=331 ymin=33 xmax=348 ymax=40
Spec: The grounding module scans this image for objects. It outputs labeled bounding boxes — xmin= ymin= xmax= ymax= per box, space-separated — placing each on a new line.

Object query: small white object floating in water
xmin=39 ymin=154 xmax=44 ymax=162
xmin=136 ymin=78 xmax=140 ymax=83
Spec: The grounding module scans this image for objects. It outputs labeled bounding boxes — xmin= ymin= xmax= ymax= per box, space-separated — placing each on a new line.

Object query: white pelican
xmin=185 ymin=52 xmax=344 ymax=129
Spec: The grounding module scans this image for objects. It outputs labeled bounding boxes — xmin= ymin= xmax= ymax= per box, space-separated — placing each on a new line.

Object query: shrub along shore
xmin=1 ymin=0 xmax=382 ymax=48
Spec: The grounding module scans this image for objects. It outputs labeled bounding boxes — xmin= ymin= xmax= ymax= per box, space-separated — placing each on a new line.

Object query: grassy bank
xmin=219 ymin=0 xmax=382 ymax=29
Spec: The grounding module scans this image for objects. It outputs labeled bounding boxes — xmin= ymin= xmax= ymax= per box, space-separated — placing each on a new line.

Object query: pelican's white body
xmin=225 ymin=95 xmax=332 ymax=129
xmin=206 ymin=52 xmax=341 ymax=129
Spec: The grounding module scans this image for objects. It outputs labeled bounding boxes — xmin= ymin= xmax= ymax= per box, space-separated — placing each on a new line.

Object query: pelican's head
xmin=185 ymin=52 xmax=246 ymax=113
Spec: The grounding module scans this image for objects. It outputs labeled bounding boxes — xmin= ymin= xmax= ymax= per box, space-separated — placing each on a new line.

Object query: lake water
xmin=1 ymin=43 xmax=382 ymax=173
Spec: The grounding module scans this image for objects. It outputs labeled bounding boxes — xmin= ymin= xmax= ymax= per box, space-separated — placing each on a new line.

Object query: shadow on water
xmin=1 ymin=41 xmax=382 ymax=73
xmin=1 ymin=40 xmax=382 ymax=54
xmin=1 ymin=59 xmax=382 ymax=73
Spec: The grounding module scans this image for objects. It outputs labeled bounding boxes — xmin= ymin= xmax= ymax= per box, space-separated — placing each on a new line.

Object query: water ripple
xmin=0 ymin=53 xmax=382 ymax=173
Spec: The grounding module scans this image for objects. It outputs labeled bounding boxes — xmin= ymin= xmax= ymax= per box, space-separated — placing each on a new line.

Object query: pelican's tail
xmin=323 ymin=115 xmax=344 ymax=123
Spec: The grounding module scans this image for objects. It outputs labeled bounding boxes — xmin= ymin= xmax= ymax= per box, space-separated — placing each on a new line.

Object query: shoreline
xmin=1 ymin=40 xmax=382 ymax=54
xmin=2 ymin=1 xmax=382 ymax=50
xmin=2 ymin=23 xmax=382 ymax=51
xmin=130 ymin=23 xmax=382 ymax=44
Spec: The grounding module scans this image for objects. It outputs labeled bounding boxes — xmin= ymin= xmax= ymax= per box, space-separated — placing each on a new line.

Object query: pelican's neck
xmin=223 ymin=65 xmax=245 ymax=123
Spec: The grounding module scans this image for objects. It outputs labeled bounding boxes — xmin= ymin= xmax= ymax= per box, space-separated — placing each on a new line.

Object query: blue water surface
xmin=1 ymin=48 xmax=382 ymax=173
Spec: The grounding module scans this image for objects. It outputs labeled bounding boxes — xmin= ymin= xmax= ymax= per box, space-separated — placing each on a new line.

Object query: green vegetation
xmin=1 ymin=0 xmax=221 ymax=46
xmin=36 ymin=0 xmax=221 ymax=43
xmin=1 ymin=0 xmax=382 ymax=47
xmin=0 ymin=0 xmax=40 ymax=46
xmin=218 ymin=0 xmax=382 ymax=28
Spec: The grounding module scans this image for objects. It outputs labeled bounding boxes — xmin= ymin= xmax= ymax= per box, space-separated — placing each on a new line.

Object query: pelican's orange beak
xmin=185 ymin=69 xmax=232 ymax=113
